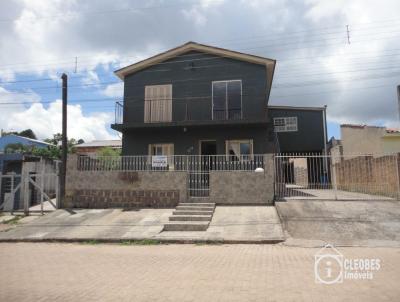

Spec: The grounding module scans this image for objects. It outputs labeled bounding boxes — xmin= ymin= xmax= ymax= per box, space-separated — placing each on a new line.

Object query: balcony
xmin=112 ymin=98 xmax=267 ymax=130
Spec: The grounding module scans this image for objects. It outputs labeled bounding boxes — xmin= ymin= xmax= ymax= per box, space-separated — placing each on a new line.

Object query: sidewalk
xmin=0 ymin=206 xmax=284 ymax=243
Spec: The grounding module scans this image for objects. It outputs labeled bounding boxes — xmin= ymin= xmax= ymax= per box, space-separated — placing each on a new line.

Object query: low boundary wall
xmin=209 ymin=155 xmax=274 ymax=205
xmin=64 ymin=155 xmax=187 ymax=208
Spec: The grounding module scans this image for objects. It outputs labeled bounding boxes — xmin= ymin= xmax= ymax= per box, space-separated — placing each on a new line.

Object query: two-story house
xmin=111 ymin=42 xmax=277 ymax=158
xmin=111 ymin=41 xmax=327 ymax=160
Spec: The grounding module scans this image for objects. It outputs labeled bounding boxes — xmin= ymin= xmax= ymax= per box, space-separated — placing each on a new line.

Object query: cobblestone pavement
xmin=1 ymin=243 xmax=399 ymax=302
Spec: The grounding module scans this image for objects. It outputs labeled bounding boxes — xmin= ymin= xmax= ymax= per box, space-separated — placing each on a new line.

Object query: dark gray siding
xmin=122 ymin=125 xmax=275 ymax=155
xmin=123 ymin=50 xmax=268 ymax=124
xmin=268 ymin=108 xmax=326 ymax=153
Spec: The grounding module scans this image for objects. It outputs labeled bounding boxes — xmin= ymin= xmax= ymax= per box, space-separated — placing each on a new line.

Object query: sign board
xmin=151 ymin=156 xmax=168 ymax=168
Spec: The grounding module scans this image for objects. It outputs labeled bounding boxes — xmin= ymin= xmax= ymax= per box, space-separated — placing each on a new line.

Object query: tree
xmin=1 ymin=129 xmax=37 ymax=139
xmin=96 ymin=147 xmax=121 ymax=157
xmin=18 ymin=129 xmax=37 ymax=140
xmin=4 ymin=143 xmax=29 ymax=154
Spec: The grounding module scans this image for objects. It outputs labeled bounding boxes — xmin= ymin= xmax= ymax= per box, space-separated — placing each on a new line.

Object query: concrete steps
xmin=163 ymin=221 xmax=210 ymax=231
xmin=169 ymin=215 xmax=212 ymax=221
xmin=163 ymin=202 xmax=216 ymax=232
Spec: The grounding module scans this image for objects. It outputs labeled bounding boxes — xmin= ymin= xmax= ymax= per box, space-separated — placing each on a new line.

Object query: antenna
xmin=74 ymin=56 xmax=78 ymax=73
xmin=346 ymin=25 xmax=351 ymax=44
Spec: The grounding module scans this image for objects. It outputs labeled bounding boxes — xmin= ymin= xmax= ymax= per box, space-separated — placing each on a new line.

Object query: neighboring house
xmin=75 ymin=140 xmax=122 ymax=156
xmin=269 ymin=105 xmax=327 ymax=154
xmin=0 ymin=134 xmax=53 ymax=154
xmin=329 ymin=124 xmax=400 ymax=156
xmin=111 ymin=41 xmax=326 ymax=157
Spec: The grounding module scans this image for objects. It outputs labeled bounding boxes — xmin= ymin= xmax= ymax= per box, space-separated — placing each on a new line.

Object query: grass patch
xmin=195 ymin=241 xmax=223 ymax=246
xmin=82 ymin=240 xmax=100 ymax=245
xmin=120 ymin=239 xmax=162 ymax=246
xmin=3 ymin=216 xmax=23 ymax=225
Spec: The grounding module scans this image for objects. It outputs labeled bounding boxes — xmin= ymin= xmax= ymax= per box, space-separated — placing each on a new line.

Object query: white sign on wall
xmin=151 ymin=156 xmax=168 ymax=168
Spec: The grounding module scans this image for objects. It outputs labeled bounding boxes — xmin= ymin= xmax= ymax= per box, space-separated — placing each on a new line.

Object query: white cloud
xmin=0 ymin=86 xmax=117 ymax=141
xmin=0 ymin=0 xmax=399 ymax=131
xmin=101 ymin=82 xmax=123 ymax=98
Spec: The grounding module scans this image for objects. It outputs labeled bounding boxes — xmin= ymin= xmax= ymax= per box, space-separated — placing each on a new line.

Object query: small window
xmin=212 ymin=80 xmax=242 ymax=120
xmin=148 ymin=143 xmax=175 ymax=169
xmin=148 ymin=143 xmax=174 ymax=156
xmin=274 ymin=117 xmax=298 ymax=132
xmin=226 ymin=139 xmax=253 ymax=160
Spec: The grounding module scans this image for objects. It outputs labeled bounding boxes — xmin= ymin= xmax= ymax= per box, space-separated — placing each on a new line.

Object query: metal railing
xmin=77 ymin=154 xmax=266 ymax=172
xmin=115 ymin=101 xmax=123 ymax=124
xmin=275 ymin=153 xmax=400 ymax=200
xmin=112 ymin=99 xmax=261 ymax=125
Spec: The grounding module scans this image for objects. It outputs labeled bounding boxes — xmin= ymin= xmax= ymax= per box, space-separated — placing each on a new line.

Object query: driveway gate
xmin=0 ymin=170 xmax=59 ymax=214
xmin=274 ymin=153 xmax=400 ymax=200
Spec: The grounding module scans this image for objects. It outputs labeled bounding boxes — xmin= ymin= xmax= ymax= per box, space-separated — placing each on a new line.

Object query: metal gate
xmin=275 ymin=153 xmax=400 ymax=201
xmin=0 ymin=170 xmax=59 ymax=214
xmin=188 ymin=156 xmax=210 ymax=197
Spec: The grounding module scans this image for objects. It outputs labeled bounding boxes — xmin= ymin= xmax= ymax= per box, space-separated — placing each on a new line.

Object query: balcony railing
xmin=113 ymin=98 xmax=263 ymax=125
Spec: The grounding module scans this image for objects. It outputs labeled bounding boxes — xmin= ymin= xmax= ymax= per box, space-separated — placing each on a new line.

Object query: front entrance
xmin=200 ymin=140 xmax=217 ymax=156
xmin=188 ymin=141 xmax=217 ymax=197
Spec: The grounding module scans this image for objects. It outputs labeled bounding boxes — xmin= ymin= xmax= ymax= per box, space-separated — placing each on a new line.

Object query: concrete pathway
xmin=0 ymin=206 xmax=284 ymax=243
xmin=1 ymin=243 xmax=399 ymax=302
xmin=285 ymin=188 xmax=394 ymax=200
xmin=276 ymin=200 xmax=400 ymax=247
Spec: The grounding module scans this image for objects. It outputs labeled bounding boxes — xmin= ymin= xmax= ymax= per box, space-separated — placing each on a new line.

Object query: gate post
xmin=330 ymin=154 xmax=338 ymax=200
xmin=22 ymin=167 xmax=30 ymax=216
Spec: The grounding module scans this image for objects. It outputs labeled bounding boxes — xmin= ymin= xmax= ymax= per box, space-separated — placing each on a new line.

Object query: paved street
xmin=1 ymin=243 xmax=399 ymax=302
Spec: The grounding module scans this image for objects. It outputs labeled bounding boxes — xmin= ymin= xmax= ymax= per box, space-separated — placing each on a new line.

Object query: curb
xmin=0 ymin=237 xmax=285 ymax=245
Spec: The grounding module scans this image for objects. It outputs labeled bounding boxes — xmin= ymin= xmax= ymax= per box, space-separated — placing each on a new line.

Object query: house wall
xmin=340 ymin=125 xmax=386 ymax=155
xmin=64 ymin=155 xmax=187 ymax=208
xmin=382 ymin=136 xmax=400 ymax=154
xmin=209 ymin=155 xmax=274 ymax=204
xmin=123 ymin=50 xmax=269 ymax=125
xmin=122 ymin=125 xmax=275 ymax=155
xmin=268 ymin=108 xmax=326 ymax=153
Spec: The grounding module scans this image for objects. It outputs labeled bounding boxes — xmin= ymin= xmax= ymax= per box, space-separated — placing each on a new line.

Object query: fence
xmin=275 ymin=153 xmax=400 ymax=200
xmin=0 ymin=161 xmax=59 ymax=214
xmin=77 ymin=154 xmax=266 ymax=172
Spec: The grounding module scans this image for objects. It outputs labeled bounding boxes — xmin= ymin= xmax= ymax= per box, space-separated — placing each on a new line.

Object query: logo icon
xmin=314 ymin=244 xmax=343 ymax=284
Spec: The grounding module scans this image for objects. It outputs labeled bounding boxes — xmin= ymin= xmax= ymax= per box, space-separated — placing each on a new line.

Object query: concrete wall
xmin=209 ymin=155 xmax=274 ymax=204
xmin=64 ymin=155 xmax=187 ymax=209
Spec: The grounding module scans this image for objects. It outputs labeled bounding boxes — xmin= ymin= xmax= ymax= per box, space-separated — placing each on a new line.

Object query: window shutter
xmin=144 ymin=84 xmax=172 ymax=123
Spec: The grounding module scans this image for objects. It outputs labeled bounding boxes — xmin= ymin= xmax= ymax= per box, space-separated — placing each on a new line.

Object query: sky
xmin=0 ymin=0 xmax=399 ymax=142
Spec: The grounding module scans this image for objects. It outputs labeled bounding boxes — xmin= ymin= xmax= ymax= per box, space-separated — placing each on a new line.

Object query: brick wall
xmin=64 ymin=155 xmax=187 ymax=209
xmin=334 ymin=154 xmax=400 ymax=198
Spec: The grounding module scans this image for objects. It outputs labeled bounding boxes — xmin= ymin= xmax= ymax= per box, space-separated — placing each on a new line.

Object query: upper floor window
xmin=274 ymin=117 xmax=298 ymax=132
xmin=144 ymin=84 xmax=172 ymax=123
xmin=212 ymin=80 xmax=242 ymax=120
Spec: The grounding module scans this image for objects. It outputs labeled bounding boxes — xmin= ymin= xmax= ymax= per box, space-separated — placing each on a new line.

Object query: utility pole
xmin=60 ymin=73 xmax=68 ymax=207
xmin=397 ymin=85 xmax=400 ymax=127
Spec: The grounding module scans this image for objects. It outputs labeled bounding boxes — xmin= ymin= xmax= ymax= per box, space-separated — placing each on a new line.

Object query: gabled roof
xmin=115 ymin=41 xmax=276 ymax=97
